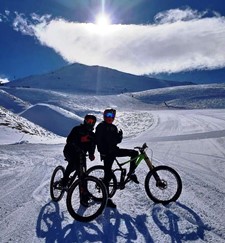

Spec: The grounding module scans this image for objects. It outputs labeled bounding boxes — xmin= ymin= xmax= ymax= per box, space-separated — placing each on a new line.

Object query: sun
xmin=95 ymin=13 xmax=111 ymax=27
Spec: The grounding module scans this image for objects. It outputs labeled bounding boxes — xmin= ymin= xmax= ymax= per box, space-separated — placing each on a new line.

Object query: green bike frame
xmin=116 ymin=149 xmax=154 ymax=173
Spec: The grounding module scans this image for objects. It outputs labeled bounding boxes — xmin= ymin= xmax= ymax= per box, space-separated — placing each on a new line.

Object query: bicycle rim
xmin=145 ymin=165 xmax=182 ymax=204
xmin=86 ymin=165 xmax=117 ymax=198
xmin=50 ymin=165 xmax=65 ymax=202
xmin=66 ymin=176 xmax=108 ymax=222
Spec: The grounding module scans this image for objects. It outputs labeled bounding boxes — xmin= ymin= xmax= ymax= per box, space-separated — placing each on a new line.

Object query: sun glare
xmin=96 ymin=14 xmax=111 ymax=27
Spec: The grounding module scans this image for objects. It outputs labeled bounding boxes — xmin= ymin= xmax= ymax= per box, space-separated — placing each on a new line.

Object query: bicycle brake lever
xmin=134 ymin=146 xmax=141 ymax=150
xmin=142 ymin=143 xmax=148 ymax=149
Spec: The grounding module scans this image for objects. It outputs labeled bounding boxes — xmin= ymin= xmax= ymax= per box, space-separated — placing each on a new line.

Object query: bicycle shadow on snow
xmin=36 ymin=201 xmax=153 ymax=242
xmin=36 ymin=201 xmax=211 ymax=242
xmin=152 ymin=202 xmax=211 ymax=242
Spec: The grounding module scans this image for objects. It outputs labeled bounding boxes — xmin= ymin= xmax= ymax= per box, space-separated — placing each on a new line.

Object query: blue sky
xmin=1 ymin=0 xmax=225 ymax=83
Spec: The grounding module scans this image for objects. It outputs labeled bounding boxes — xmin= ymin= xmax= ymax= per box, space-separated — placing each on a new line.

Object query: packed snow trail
xmin=0 ymin=109 xmax=225 ymax=242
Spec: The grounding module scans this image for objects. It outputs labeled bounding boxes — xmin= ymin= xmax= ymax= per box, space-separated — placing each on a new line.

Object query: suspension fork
xmin=143 ymin=152 xmax=161 ymax=181
xmin=143 ymin=151 xmax=154 ymax=170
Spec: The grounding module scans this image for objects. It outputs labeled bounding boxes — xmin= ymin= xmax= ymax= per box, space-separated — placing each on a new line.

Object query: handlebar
xmin=134 ymin=143 xmax=148 ymax=152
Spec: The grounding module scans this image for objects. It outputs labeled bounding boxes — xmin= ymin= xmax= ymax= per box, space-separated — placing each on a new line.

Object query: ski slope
xmin=1 ymin=102 xmax=225 ymax=242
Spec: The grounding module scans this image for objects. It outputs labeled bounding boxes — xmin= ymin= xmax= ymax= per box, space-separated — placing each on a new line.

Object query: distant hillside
xmin=0 ymin=106 xmax=63 ymax=144
xmin=1 ymin=82 xmax=225 ymax=140
xmin=7 ymin=63 xmax=194 ymax=94
xmin=132 ymin=83 xmax=225 ymax=109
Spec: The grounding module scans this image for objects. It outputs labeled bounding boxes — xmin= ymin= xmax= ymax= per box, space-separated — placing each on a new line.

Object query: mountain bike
xmin=50 ymin=157 xmax=108 ymax=222
xmin=86 ymin=143 xmax=182 ymax=204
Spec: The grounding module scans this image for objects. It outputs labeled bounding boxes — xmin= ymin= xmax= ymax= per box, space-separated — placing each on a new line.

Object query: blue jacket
xmin=95 ymin=121 xmax=122 ymax=155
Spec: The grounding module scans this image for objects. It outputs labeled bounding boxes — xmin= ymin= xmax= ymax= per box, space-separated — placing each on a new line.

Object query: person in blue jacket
xmin=95 ymin=108 xmax=139 ymax=208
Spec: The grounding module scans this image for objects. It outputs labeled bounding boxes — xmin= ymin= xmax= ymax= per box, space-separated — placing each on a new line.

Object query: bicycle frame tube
xmin=116 ymin=155 xmax=142 ymax=167
xmin=115 ymin=149 xmax=154 ymax=172
xmin=135 ymin=154 xmax=145 ymax=167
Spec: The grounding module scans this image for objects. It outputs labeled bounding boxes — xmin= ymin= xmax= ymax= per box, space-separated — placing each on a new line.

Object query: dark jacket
xmin=95 ymin=121 xmax=122 ymax=155
xmin=64 ymin=124 xmax=96 ymax=161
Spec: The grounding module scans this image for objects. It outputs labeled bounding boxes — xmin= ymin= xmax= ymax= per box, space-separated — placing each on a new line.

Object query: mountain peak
xmin=7 ymin=63 xmax=194 ymax=94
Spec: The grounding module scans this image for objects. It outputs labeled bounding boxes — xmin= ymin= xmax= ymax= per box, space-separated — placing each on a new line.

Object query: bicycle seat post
xmin=121 ymin=168 xmax=126 ymax=184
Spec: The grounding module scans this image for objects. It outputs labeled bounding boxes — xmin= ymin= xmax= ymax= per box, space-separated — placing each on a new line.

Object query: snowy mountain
xmin=7 ymin=63 xmax=194 ymax=94
xmin=0 ymin=71 xmax=225 ymax=242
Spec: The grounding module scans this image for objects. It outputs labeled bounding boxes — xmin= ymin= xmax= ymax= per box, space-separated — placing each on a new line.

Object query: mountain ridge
xmin=7 ymin=63 xmax=194 ymax=94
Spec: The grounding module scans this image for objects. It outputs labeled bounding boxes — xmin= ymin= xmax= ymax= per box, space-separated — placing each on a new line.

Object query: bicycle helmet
xmin=84 ymin=114 xmax=96 ymax=130
xmin=103 ymin=108 xmax=116 ymax=124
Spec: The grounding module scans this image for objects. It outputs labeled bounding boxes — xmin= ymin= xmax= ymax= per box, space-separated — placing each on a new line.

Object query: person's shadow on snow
xmin=36 ymin=201 xmax=153 ymax=242
xmin=36 ymin=201 xmax=210 ymax=243
xmin=36 ymin=201 xmax=103 ymax=242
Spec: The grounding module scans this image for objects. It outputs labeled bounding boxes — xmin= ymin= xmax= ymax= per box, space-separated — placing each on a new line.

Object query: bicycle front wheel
xmin=145 ymin=165 xmax=182 ymax=204
xmin=50 ymin=165 xmax=65 ymax=202
xmin=66 ymin=176 xmax=108 ymax=222
xmin=86 ymin=165 xmax=118 ymax=198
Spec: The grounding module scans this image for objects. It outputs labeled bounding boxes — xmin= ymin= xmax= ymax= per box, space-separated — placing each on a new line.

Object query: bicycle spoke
xmin=86 ymin=165 xmax=117 ymax=198
xmin=50 ymin=166 xmax=65 ymax=202
xmin=145 ymin=165 xmax=182 ymax=204
xmin=66 ymin=176 xmax=107 ymax=222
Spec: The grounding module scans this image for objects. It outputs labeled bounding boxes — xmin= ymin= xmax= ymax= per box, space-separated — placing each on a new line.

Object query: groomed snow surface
xmin=0 ymin=86 xmax=225 ymax=243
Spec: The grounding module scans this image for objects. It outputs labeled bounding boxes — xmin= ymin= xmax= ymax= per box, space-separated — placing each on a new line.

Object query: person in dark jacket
xmin=61 ymin=114 xmax=96 ymax=188
xmin=95 ymin=108 xmax=139 ymax=208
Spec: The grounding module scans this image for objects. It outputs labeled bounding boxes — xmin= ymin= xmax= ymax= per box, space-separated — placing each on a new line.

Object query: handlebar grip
xmin=134 ymin=143 xmax=148 ymax=150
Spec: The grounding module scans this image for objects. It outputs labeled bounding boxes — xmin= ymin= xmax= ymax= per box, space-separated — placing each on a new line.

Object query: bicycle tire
xmin=50 ymin=165 xmax=65 ymax=202
xmin=86 ymin=165 xmax=117 ymax=198
xmin=66 ymin=176 xmax=108 ymax=222
xmin=145 ymin=165 xmax=182 ymax=204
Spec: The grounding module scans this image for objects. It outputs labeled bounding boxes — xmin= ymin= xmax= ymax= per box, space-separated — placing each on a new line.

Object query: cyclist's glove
xmin=118 ymin=129 xmax=123 ymax=142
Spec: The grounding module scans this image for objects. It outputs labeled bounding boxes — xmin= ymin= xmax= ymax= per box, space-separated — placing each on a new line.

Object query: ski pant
xmin=62 ymin=153 xmax=86 ymax=185
xmin=101 ymin=148 xmax=138 ymax=193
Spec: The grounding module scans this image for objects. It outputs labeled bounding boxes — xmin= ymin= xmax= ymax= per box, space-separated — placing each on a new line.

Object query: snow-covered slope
xmin=0 ymin=106 xmax=64 ymax=144
xmin=0 ymin=87 xmax=153 ymax=138
xmin=7 ymin=63 xmax=193 ymax=94
xmin=20 ymin=103 xmax=83 ymax=137
xmin=1 ymin=81 xmax=225 ymax=138
xmin=1 ymin=71 xmax=225 ymax=242
xmin=0 ymin=108 xmax=225 ymax=242
xmin=132 ymin=83 xmax=225 ymax=109
xmin=0 ymin=89 xmax=30 ymax=113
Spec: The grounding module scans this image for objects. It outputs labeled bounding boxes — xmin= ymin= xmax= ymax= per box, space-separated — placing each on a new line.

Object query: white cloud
xmin=0 ymin=77 xmax=10 ymax=84
xmin=13 ymin=12 xmax=36 ymax=36
xmin=11 ymin=9 xmax=225 ymax=75
xmin=154 ymin=8 xmax=206 ymax=23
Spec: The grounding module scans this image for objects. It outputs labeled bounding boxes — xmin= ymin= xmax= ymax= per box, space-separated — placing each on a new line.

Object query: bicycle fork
xmin=143 ymin=152 xmax=164 ymax=187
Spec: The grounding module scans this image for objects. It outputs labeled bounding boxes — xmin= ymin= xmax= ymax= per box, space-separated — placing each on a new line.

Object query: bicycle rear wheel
xmin=66 ymin=176 xmax=108 ymax=222
xmin=50 ymin=165 xmax=65 ymax=202
xmin=86 ymin=165 xmax=117 ymax=198
xmin=145 ymin=165 xmax=182 ymax=204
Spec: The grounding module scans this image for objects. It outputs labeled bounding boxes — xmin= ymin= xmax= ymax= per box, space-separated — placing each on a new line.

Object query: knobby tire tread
xmin=145 ymin=165 xmax=182 ymax=204
xmin=66 ymin=176 xmax=108 ymax=222
xmin=50 ymin=165 xmax=65 ymax=202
